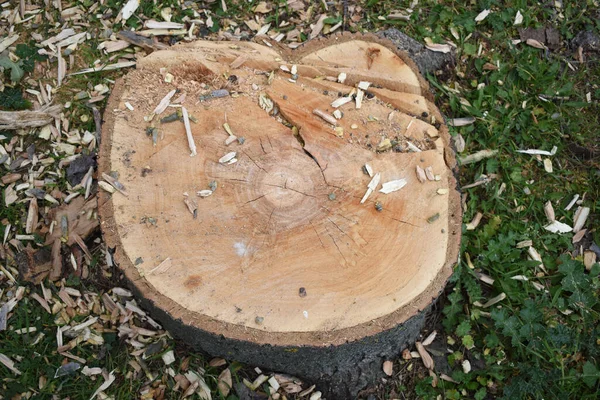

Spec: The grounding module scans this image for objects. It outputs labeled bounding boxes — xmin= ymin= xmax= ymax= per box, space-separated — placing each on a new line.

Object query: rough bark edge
xmin=97 ymin=34 xmax=461 ymax=349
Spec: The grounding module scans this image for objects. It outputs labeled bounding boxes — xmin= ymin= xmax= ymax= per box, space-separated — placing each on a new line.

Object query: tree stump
xmin=98 ymin=33 xmax=461 ymax=398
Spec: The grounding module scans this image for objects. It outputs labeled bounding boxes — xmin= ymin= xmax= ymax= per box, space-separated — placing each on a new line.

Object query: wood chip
xmin=162 ymin=350 xmax=175 ymax=365
xmin=517 ymin=146 xmax=557 ymax=156
xmin=360 ymin=173 xmax=380 ymax=204
xmin=481 ymin=292 xmax=506 ymax=308
xmin=584 ymin=251 xmax=597 ymax=271
xmin=218 ymin=368 xmax=232 ymax=397
xmin=98 ymin=181 xmax=116 ymax=194
xmin=26 ymin=198 xmax=38 ymax=234
xmin=331 ymin=96 xmax=352 ymax=108
xmin=573 ymin=206 xmax=590 ymax=232
xmin=31 ymin=293 xmax=51 ymax=313
xmin=572 ymin=229 xmax=586 ymax=243
xmin=357 ymin=81 xmax=371 ymax=90
xmin=0 ymin=353 xmax=22 ymax=375
xmin=181 ymin=107 xmax=197 ymax=157
xmin=514 ymin=10 xmax=524 ymax=25
xmin=312 ymin=109 xmax=337 ymax=126
xmin=153 ymin=89 xmax=177 ymax=116
xmin=565 ymin=194 xmax=579 ymax=211
xmin=209 ymin=358 xmax=227 ymax=367
xmin=527 ymin=246 xmax=547 ymax=273
xmin=466 ymin=212 xmax=483 ymax=230
xmin=197 ymin=190 xmax=213 ymax=198
xmin=415 ymin=165 xmax=427 ymax=183
xmin=415 ymin=342 xmax=434 ymax=370
xmin=145 ymin=20 xmax=184 ymax=29
xmin=424 ymin=37 xmax=452 ymax=53
xmin=183 ymin=197 xmax=197 ymax=217
xmin=355 ymin=89 xmax=364 ymax=109
xmin=219 ymin=152 xmax=237 ymax=164
xmin=230 ymin=55 xmax=248 ymax=69
xmin=424 ymin=166 xmax=435 ymax=181
xmin=101 ymin=173 xmax=128 ymax=196
xmin=459 ymin=149 xmax=498 ymax=165
xmin=526 ymin=38 xmax=546 ymax=49
xmin=462 ymin=359 xmax=472 ymax=373
xmin=422 ymin=330 xmax=437 ymax=346
xmin=544 ymin=221 xmax=572 ymax=234
xmin=380 ymin=179 xmax=407 ymax=194
xmin=310 ymin=14 xmax=327 ymax=39
xmin=89 ymin=371 xmax=116 ymax=400
xmin=447 ymin=117 xmax=475 ymax=127
xmin=544 ymin=201 xmax=555 ymax=222
xmin=475 ymin=9 xmax=491 ymax=22
xmin=70 ymin=61 xmax=136 ymax=76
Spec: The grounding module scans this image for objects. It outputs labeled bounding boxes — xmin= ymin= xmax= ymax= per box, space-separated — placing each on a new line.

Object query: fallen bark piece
xmin=97 ymin=35 xmax=461 ymax=399
xmin=0 ymin=105 xmax=62 ymax=130
xmin=117 ymin=30 xmax=169 ymax=51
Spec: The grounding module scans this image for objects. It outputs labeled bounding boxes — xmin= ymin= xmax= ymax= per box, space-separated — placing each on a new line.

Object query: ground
xmin=1 ymin=1 xmax=599 ymax=399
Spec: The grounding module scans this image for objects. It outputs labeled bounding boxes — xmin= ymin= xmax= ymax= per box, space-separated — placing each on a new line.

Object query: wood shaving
xmin=380 ymin=179 xmax=407 ymax=194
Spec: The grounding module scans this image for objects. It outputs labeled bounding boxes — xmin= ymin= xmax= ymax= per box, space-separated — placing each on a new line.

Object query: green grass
xmin=1 ymin=0 xmax=599 ymax=399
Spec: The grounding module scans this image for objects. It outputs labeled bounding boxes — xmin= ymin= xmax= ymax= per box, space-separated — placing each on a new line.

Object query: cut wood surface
xmin=99 ymin=34 xmax=461 ymax=347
